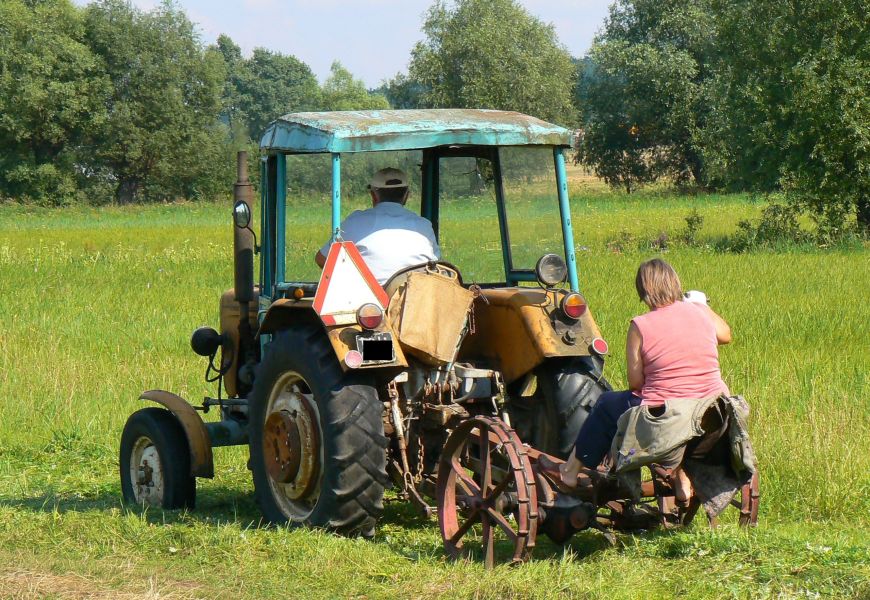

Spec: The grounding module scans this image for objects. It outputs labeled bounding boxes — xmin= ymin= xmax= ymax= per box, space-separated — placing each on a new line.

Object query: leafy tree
xmin=377 ymin=73 xmax=426 ymax=109
xmin=231 ymin=47 xmax=321 ymax=137
xmin=320 ymin=61 xmax=389 ymax=111
xmin=215 ymin=34 xmax=249 ymax=137
xmin=409 ymin=0 xmax=577 ymax=125
xmin=0 ymin=0 xmax=107 ymax=204
xmin=83 ymin=0 xmax=227 ymax=203
xmin=577 ymin=41 xmax=698 ymax=192
xmin=577 ymin=0 xmax=715 ymax=191
xmin=704 ymin=0 xmax=870 ymax=230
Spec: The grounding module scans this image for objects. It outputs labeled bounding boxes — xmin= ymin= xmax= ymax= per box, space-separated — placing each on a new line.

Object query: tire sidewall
xmin=534 ymin=359 xmax=610 ymax=458
xmin=119 ymin=407 xmax=194 ymax=510
xmin=249 ymin=328 xmax=384 ymax=531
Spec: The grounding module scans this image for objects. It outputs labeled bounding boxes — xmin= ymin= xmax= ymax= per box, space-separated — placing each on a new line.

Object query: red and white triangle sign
xmin=313 ymin=241 xmax=390 ymax=326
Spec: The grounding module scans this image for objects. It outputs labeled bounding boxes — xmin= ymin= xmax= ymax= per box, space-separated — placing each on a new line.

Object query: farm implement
xmin=119 ymin=110 xmax=758 ymax=567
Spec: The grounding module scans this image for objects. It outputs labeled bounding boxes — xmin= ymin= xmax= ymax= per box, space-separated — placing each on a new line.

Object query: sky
xmin=70 ymin=0 xmax=612 ymax=87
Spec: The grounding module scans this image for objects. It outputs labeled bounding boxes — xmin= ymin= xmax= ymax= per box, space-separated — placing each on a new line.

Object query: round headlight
xmin=535 ymin=254 xmax=568 ymax=287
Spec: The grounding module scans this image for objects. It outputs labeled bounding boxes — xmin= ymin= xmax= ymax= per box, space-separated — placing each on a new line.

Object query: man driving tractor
xmin=314 ymin=167 xmax=441 ymax=284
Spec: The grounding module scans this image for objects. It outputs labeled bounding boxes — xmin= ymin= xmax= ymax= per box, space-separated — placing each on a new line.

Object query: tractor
xmin=121 ymin=110 xmax=757 ymax=564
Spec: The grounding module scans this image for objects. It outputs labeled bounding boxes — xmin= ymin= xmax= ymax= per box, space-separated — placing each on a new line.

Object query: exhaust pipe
xmin=234 ymin=151 xmax=255 ymax=304
xmin=233 ymin=151 xmax=256 ymax=383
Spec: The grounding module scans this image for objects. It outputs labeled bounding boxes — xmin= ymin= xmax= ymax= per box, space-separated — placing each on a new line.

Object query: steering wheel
xmin=383 ymin=260 xmax=464 ymax=297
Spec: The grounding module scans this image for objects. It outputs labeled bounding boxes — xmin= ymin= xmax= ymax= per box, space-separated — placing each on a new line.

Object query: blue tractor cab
xmin=257 ymin=109 xmax=580 ymax=296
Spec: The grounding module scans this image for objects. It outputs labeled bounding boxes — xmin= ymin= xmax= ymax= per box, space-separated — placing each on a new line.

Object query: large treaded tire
xmin=248 ymin=324 xmax=389 ymax=536
xmin=534 ymin=358 xmax=611 ymax=458
xmin=119 ymin=407 xmax=196 ymax=510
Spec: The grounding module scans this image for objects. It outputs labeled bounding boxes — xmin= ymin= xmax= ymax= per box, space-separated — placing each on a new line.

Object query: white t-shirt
xmin=319 ymin=201 xmax=441 ymax=285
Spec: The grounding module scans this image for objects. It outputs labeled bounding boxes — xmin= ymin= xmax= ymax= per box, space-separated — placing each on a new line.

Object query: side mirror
xmin=233 ymin=201 xmax=251 ymax=229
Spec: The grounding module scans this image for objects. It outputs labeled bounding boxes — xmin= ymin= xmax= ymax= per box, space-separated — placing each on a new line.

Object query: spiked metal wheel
xmin=436 ymin=416 xmax=538 ymax=568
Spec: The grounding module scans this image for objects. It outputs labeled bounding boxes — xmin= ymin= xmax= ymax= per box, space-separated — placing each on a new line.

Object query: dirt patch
xmin=564 ymin=162 xmax=600 ymax=183
xmin=0 ymin=569 xmax=203 ymax=600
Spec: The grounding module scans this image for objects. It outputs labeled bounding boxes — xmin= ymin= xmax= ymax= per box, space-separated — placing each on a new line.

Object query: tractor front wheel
xmin=119 ymin=407 xmax=196 ymax=509
xmin=248 ymin=326 xmax=388 ymax=536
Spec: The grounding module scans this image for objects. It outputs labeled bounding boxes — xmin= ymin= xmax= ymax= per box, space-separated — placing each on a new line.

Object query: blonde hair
xmin=635 ymin=258 xmax=683 ymax=308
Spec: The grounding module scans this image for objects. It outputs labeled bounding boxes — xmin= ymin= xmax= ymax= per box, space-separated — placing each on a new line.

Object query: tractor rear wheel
xmin=248 ymin=325 xmax=388 ymax=536
xmin=120 ymin=407 xmax=196 ymax=509
xmin=532 ymin=359 xmax=611 ymax=459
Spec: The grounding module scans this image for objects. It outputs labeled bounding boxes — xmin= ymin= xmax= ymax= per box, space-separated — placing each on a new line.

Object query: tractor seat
xmin=383 ymin=260 xmax=463 ymax=298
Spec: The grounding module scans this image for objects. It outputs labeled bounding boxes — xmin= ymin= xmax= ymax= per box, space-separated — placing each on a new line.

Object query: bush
xmin=726 ymin=204 xmax=809 ymax=251
xmin=681 ymin=209 xmax=705 ymax=246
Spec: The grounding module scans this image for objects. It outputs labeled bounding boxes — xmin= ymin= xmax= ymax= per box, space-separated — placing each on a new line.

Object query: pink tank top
xmin=632 ymin=301 xmax=729 ymax=406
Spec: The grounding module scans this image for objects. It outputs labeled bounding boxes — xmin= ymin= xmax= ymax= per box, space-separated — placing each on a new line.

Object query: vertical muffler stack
xmin=234 ymin=151 xmax=255 ymax=344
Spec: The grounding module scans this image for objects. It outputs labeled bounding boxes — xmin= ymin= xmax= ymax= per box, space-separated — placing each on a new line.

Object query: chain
xmin=467 ymin=284 xmax=488 ymax=335
xmin=414 ymin=424 xmax=425 ymax=483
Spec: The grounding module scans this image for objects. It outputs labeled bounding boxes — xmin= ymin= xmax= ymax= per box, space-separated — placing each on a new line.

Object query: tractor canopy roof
xmin=259 ymin=109 xmax=573 ymax=154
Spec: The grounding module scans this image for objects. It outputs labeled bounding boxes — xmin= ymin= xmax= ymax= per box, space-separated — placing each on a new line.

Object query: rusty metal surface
xmin=265 ymin=392 xmax=320 ymax=500
xmin=436 ymin=416 xmax=537 ymax=569
xmin=257 ymin=298 xmax=315 ymax=334
xmin=260 ymin=109 xmax=574 ymax=154
xmin=219 ymin=288 xmax=259 ymax=398
xmin=233 ymin=151 xmax=255 ymax=304
xmin=526 ymin=441 xmax=760 ymax=546
xmin=738 ymin=471 xmax=760 ymax=526
xmin=263 ymin=411 xmax=302 ymax=484
xmin=139 ymin=390 xmax=214 ymax=478
xmin=258 ymin=299 xmax=408 ymax=371
xmin=458 ymin=288 xmax=604 ymax=382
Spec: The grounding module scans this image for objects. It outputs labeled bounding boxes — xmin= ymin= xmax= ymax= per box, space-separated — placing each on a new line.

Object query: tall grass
xmin=0 ymin=191 xmax=867 ymax=598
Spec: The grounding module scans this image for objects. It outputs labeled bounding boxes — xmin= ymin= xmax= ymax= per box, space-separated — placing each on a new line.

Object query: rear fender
xmin=458 ymin=288 xmax=604 ymax=383
xmin=258 ymin=300 xmax=408 ymax=371
xmin=140 ymin=390 xmax=214 ymax=478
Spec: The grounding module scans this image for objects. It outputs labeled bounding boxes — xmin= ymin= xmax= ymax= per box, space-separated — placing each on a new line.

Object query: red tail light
xmin=591 ymin=337 xmax=609 ymax=355
xmin=356 ymin=303 xmax=384 ymax=330
xmin=561 ymin=293 xmax=587 ymax=320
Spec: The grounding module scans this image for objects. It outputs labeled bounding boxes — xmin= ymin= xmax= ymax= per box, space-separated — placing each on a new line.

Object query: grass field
xmin=0 ymin=185 xmax=868 ymax=599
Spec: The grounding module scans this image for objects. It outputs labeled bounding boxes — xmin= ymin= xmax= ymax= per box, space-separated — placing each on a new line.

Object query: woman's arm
xmin=626 ymin=321 xmax=644 ymax=393
xmin=702 ymin=304 xmax=732 ymax=345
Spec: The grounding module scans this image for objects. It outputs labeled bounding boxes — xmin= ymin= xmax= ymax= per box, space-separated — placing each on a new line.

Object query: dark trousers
xmin=574 ymin=390 xmax=642 ymax=468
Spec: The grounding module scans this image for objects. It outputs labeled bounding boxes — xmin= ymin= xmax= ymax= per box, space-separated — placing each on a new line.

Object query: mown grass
xmin=0 ymin=187 xmax=868 ymax=599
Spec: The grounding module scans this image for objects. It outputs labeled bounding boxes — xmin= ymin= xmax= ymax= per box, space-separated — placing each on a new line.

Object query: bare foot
xmin=673 ymin=467 xmax=693 ymax=503
xmin=558 ymin=463 xmax=576 ymax=488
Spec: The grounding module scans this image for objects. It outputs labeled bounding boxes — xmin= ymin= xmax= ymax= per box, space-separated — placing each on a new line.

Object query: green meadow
xmin=0 ymin=186 xmax=868 ymax=599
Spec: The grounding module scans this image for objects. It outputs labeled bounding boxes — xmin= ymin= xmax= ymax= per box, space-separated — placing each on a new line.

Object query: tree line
xmin=0 ymin=0 xmax=387 ymax=205
xmin=1 ymin=0 xmax=867 ymax=231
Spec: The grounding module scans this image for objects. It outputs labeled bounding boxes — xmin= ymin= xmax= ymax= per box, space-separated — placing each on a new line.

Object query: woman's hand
xmin=684 ymin=289 xmax=732 ymax=344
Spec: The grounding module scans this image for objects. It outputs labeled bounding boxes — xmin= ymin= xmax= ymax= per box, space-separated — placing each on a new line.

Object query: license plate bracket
xmin=356 ymin=332 xmax=395 ymax=364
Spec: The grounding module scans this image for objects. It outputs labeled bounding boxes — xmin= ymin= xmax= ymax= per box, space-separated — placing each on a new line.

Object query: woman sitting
xmin=540 ymin=258 xmax=732 ymax=496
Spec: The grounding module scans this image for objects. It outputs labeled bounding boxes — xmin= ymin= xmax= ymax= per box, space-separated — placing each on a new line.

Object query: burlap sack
xmin=387 ymin=270 xmax=474 ymax=365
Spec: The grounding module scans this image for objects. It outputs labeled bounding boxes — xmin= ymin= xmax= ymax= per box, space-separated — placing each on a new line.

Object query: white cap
xmin=368 ymin=168 xmax=408 ymax=189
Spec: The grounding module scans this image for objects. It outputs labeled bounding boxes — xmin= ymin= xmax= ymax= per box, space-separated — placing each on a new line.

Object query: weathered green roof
xmin=259 ymin=109 xmax=573 ymax=153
